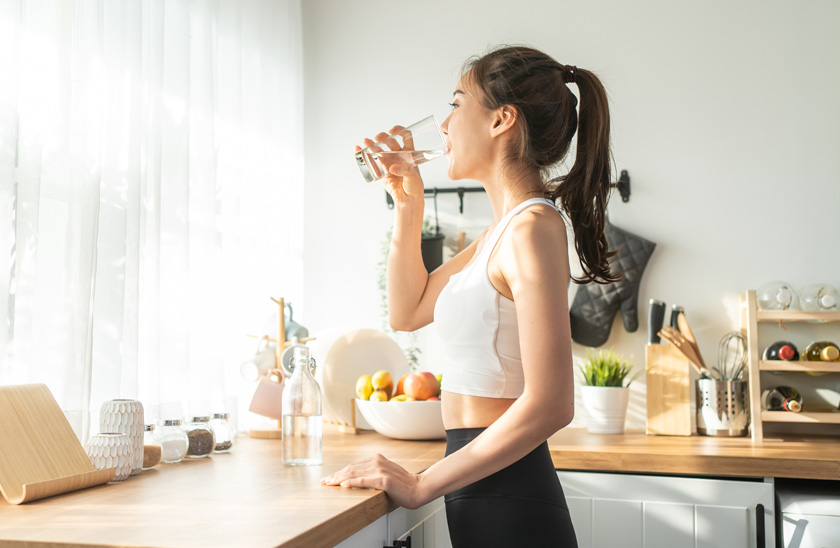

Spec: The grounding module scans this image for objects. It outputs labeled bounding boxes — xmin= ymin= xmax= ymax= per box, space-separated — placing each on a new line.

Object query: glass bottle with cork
xmin=282 ymin=346 xmax=322 ymax=466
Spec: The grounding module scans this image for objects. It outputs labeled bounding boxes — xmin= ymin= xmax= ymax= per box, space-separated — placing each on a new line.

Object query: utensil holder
xmin=645 ymin=344 xmax=696 ymax=436
xmin=696 ymin=379 xmax=749 ymax=437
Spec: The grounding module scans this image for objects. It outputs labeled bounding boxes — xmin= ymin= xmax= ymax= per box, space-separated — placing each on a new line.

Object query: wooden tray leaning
xmin=0 ymin=383 xmax=115 ymax=505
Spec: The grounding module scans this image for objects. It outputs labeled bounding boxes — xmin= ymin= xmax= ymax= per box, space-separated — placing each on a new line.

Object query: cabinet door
xmin=388 ymin=497 xmax=451 ymax=548
xmin=557 ymin=471 xmax=774 ymax=548
xmin=334 ymin=514 xmax=388 ymax=548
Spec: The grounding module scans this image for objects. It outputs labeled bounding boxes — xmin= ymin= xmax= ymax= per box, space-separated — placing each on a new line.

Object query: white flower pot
xmin=100 ymin=399 xmax=144 ymax=475
xmin=580 ymin=385 xmax=630 ymax=434
xmin=84 ymin=433 xmax=133 ymax=481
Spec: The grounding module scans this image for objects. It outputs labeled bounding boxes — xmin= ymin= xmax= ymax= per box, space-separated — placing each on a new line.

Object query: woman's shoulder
xmin=508 ymin=202 xmax=567 ymax=243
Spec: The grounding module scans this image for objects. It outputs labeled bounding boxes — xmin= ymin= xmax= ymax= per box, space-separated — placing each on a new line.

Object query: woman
xmin=322 ymin=45 xmax=618 ymax=547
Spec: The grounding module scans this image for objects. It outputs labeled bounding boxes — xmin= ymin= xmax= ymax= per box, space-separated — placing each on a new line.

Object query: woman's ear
xmin=490 ymin=106 xmax=517 ymax=137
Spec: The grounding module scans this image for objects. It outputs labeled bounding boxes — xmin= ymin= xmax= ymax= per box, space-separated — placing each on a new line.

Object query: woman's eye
xmin=448 ymin=102 xmax=458 ymax=109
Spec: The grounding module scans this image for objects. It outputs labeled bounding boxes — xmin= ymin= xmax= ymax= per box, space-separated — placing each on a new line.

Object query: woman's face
xmin=440 ymin=75 xmax=496 ymax=182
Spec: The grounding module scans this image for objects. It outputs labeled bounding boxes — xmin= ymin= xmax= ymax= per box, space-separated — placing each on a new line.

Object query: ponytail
xmin=549 ymin=68 xmax=620 ymax=285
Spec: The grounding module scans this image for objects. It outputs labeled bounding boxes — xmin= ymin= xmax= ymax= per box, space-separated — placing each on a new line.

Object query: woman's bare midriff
xmin=441 ymin=391 xmax=516 ymax=429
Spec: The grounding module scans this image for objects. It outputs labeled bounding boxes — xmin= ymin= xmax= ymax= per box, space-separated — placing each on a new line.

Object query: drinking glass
xmin=355 ymin=115 xmax=446 ymax=183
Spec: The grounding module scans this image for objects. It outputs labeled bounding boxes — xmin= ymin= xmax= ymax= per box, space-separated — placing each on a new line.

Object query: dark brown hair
xmin=462 ymin=45 xmax=619 ymax=284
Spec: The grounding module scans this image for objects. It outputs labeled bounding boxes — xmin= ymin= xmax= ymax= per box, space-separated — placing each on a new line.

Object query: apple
xmin=426 ymin=396 xmax=440 ymax=401
xmin=404 ymin=371 xmax=439 ymax=401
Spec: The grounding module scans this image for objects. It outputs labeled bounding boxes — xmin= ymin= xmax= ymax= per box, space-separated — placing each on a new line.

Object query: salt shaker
xmin=154 ymin=419 xmax=188 ymax=463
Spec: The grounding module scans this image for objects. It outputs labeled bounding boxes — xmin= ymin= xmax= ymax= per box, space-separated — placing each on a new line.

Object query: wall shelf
xmin=760 ymin=410 xmax=840 ymax=424
xmin=743 ymin=290 xmax=840 ymax=442
xmin=755 ymin=310 xmax=840 ymax=322
xmin=758 ymin=360 xmax=840 ymax=373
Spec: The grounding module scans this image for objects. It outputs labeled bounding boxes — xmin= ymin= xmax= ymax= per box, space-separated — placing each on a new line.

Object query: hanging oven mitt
xmin=569 ymin=222 xmax=656 ymax=347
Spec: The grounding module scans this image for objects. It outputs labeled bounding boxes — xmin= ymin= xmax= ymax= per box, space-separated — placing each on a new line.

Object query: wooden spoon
xmin=658 ymin=327 xmax=719 ymax=379
xmin=676 ymin=312 xmax=709 ymax=370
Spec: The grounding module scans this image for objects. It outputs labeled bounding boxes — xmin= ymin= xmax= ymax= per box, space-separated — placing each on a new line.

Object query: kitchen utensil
xmin=658 ymin=326 xmax=719 ymax=379
xmin=669 ymin=305 xmax=684 ymax=329
xmin=645 ymin=343 xmax=695 ymax=436
xmin=696 ymin=379 xmax=749 ymax=437
xmin=717 ymin=332 xmax=747 ymax=380
xmin=676 ymin=311 xmax=709 ymax=370
xmin=647 ymin=299 xmax=666 ymax=344
xmin=0 ymin=384 xmax=115 ymax=504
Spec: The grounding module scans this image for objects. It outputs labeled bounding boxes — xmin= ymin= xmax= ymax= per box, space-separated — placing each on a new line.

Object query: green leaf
xmin=578 ymin=347 xmax=640 ymax=387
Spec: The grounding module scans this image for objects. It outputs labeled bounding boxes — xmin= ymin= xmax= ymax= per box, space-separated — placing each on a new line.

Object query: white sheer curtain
xmin=0 ymin=0 xmax=304 ymax=440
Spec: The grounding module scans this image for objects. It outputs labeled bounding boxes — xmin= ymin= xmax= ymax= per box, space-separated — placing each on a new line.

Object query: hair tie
xmin=563 ymin=65 xmax=577 ymax=84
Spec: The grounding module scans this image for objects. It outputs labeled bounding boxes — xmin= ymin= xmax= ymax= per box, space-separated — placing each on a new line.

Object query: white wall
xmin=300 ymin=0 xmax=840 ymax=430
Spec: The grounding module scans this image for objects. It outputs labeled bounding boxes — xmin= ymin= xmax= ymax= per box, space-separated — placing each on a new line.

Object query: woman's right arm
xmin=386 ymin=201 xmax=481 ymax=332
xmin=360 ymin=128 xmax=480 ymax=332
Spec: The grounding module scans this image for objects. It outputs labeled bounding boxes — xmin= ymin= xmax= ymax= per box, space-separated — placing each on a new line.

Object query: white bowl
xmin=355 ymin=399 xmax=445 ymax=440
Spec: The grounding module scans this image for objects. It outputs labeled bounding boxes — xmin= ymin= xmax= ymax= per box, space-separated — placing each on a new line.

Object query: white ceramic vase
xmin=100 ymin=399 xmax=144 ymax=475
xmin=84 ymin=433 xmax=133 ymax=481
xmin=580 ymin=385 xmax=630 ymax=434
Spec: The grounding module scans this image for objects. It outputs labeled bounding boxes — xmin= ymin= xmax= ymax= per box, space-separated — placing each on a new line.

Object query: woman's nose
xmin=440 ymin=114 xmax=450 ymax=135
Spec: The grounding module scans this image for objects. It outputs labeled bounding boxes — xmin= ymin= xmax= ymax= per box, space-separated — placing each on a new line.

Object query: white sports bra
xmin=434 ymin=197 xmax=561 ymax=398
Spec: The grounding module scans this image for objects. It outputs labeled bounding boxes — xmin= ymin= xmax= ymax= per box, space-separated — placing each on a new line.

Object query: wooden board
xmin=645 ymin=344 xmax=695 ymax=436
xmin=0 ymin=383 xmax=115 ymax=504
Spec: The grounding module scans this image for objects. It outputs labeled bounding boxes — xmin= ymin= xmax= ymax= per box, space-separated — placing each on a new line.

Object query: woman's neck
xmin=483 ymin=167 xmax=545 ymax=223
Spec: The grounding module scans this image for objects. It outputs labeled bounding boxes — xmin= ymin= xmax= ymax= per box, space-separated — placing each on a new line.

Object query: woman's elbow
xmin=388 ymin=315 xmax=416 ymax=332
xmin=548 ymin=402 xmax=574 ymax=433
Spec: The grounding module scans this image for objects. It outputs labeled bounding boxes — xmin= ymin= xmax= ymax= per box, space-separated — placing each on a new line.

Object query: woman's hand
xmin=321 ymin=453 xmax=427 ymax=510
xmin=356 ymin=125 xmax=425 ymax=204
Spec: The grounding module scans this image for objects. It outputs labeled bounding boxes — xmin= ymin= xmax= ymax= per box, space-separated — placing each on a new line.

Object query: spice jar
xmin=155 ymin=419 xmax=188 ymax=463
xmin=209 ymin=412 xmax=235 ymax=453
xmin=142 ymin=423 xmax=162 ymax=470
xmin=183 ymin=416 xmax=215 ymax=458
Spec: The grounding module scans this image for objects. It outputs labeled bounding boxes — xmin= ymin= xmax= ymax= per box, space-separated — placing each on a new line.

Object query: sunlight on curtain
xmin=0 ymin=0 xmax=304 ymax=440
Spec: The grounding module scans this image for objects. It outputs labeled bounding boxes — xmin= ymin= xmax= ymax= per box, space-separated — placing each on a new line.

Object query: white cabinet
xmin=336 ymin=497 xmax=451 ymax=548
xmin=388 ymin=497 xmax=451 ymax=548
xmin=335 ymin=515 xmax=388 ymax=548
xmin=558 ymin=471 xmax=775 ymax=548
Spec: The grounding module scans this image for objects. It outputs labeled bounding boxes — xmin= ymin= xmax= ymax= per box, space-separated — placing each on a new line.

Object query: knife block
xmin=645 ymin=344 xmax=696 ymax=436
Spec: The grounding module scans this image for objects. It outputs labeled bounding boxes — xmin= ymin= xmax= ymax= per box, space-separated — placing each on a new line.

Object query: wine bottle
xmin=761 ymin=341 xmax=799 ymax=361
xmin=803 ymin=341 xmax=840 ymax=362
xmin=761 ymin=386 xmax=802 ymax=412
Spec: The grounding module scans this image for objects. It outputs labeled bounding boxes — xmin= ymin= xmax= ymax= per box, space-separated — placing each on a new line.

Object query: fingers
xmin=374 ymin=131 xmax=402 ymax=152
xmin=391 ymin=125 xmax=414 ymax=151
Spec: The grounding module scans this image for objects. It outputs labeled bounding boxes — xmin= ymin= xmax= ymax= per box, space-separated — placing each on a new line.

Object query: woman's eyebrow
xmin=453 ymin=90 xmax=465 ymax=97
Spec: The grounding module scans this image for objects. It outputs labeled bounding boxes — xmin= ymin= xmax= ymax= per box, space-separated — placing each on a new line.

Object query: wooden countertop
xmin=547 ymin=428 xmax=840 ymax=480
xmin=0 ymin=429 xmax=837 ymax=548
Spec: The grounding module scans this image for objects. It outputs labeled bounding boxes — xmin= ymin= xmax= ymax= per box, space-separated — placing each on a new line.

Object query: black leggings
xmin=444 ymin=428 xmax=578 ymax=548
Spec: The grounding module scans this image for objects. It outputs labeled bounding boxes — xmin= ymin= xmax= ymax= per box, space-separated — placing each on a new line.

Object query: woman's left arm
xmin=322 ymin=208 xmax=575 ymax=509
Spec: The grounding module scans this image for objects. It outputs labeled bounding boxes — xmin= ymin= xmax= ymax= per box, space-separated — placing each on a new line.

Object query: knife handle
xmin=670 ymin=305 xmax=685 ymax=329
xmin=648 ymin=299 xmax=666 ymax=344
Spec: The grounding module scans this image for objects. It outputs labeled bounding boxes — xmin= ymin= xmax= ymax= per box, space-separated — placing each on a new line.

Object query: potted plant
xmin=578 ymin=347 xmax=640 ymax=434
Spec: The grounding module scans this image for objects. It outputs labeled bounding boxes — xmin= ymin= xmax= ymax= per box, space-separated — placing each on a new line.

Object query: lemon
xmin=355 ymin=374 xmax=373 ymax=400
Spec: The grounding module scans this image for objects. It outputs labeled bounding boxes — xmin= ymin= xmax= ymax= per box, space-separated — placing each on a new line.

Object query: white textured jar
xmin=84 ymin=433 xmax=133 ymax=481
xmin=100 ymin=399 xmax=145 ymax=475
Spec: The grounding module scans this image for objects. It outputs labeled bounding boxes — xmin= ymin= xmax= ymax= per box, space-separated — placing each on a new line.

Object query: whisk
xmin=717 ymin=332 xmax=747 ymax=380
